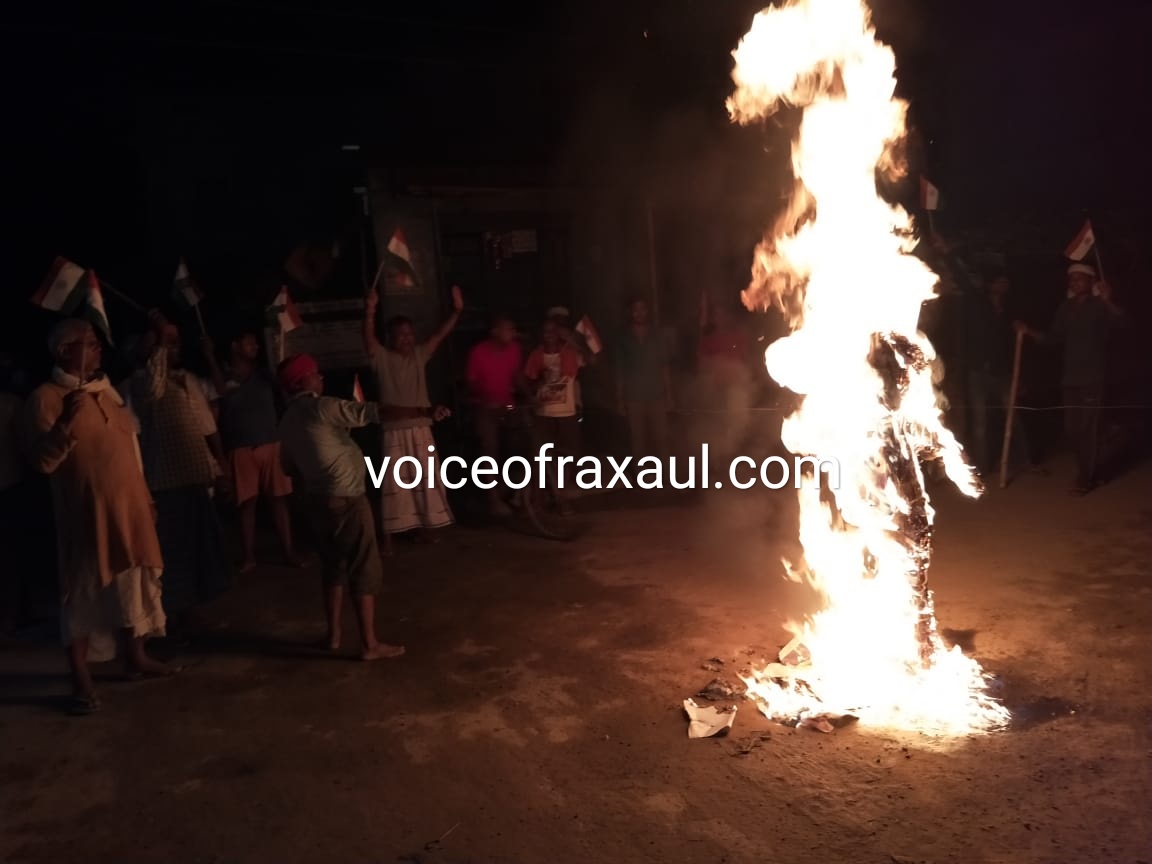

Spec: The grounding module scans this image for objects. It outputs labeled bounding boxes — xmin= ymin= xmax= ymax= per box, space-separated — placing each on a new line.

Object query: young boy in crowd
xmin=276 ymin=354 xmax=404 ymax=661
xmin=523 ymin=312 xmax=592 ymax=514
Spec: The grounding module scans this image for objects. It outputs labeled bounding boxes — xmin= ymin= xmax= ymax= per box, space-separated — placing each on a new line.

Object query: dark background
xmin=4 ymin=0 xmax=1150 ymax=375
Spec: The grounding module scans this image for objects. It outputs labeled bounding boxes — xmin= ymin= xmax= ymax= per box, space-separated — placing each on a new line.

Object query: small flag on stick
xmin=387 ymin=229 xmax=412 ymax=265
xmin=575 ymin=315 xmax=603 ymax=355
xmin=32 ymin=257 xmax=87 ymax=313
xmin=268 ymin=286 xmax=303 ymax=333
xmin=1064 ymin=220 xmax=1095 ymax=261
xmin=352 ymin=373 xmax=365 ymax=403
xmin=84 ymin=271 xmax=114 ymax=346
xmin=919 ymin=177 xmax=940 ymax=211
xmin=385 ymin=228 xmax=418 ymax=288
xmin=172 ymin=258 xmax=204 ymax=310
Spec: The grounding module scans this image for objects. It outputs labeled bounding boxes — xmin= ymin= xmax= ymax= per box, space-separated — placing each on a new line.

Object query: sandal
xmin=68 ymin=693 xmax=101 ymax=715
xmin=125 ymin=664 xmax=183 ymax=681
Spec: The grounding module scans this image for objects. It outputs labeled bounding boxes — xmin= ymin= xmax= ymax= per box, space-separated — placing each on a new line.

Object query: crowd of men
xmin=0 ymin=254 xmax=1129 ymax=713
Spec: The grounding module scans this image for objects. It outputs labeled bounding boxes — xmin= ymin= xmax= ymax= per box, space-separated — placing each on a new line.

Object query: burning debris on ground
xmin=696 ymin=677 xmax=745 ymax=702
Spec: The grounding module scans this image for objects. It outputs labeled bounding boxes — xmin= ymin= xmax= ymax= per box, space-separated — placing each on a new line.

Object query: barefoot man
xmin=276 ymin=353 xmax=404 ymax=660
xmin=24 ymin=319 xmax=173 ymax=714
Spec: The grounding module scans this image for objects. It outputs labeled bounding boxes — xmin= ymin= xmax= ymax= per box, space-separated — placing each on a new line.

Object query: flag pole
xmin=999 ymin=329 xmax=1025 ymax=489
xmin=646 ymin=199 xmax=660 ymax=323
xmin=1092 ymin=245 xmax=1107 ymax=284
xmin=193 ymin=303 xmax=207 ymax=337
xmin=366 ymin=258 xmax=387 ymax=296
xmin=97 ymin=279 xmax=147 ymax=314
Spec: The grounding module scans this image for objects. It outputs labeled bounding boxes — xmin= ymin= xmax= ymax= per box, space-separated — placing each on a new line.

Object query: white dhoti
xmin=61 ymin=566 xmax=167 ymax=662
xmin=380 ymin=426 xmax=454 ymax=535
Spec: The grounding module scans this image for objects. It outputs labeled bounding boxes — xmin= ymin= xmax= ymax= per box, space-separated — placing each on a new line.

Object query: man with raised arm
xmin=277 ymin=353 xmax=405 ymax=660
xmin=363 ymin=286 xmax=460 ymax=545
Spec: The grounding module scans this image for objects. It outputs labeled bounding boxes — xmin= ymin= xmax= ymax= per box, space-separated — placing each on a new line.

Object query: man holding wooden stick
xmin=1015 ymin=263 xmax=1126 ymax=495
xmin=965 ymin=274 xmax=1031 ymax=477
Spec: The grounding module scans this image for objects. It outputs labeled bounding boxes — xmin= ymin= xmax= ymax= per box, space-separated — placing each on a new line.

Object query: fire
xmin=729 ymin=0 xmax=1009 ymax=734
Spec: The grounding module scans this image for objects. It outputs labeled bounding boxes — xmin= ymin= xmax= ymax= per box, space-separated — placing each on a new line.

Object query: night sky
xmin=5 ymin=0 xmax=1149 ymax=357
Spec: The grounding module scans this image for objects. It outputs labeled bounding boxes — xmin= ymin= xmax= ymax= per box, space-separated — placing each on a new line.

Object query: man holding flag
xmin=362 ymin=285 xmax=459 ymax=543
xmin=1015 ymin=257 xmax=1126 ymax=495
xmin=24 ymin=318 xmax=172 ymax=713
xmin=131 ymin=311 xmax=231 ymax=621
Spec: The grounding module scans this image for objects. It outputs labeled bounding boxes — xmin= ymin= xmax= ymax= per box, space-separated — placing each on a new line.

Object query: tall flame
xmin=729 ymin=0 xmax=1009 ymax=734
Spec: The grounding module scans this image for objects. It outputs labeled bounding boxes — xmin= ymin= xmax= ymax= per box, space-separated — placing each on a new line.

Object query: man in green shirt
xmin=278 ymin=354 xmax=404 ymax=661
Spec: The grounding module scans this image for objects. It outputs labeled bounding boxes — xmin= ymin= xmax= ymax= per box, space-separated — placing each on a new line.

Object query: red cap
xmin=278 ymin=354 xmax=319 ymax=392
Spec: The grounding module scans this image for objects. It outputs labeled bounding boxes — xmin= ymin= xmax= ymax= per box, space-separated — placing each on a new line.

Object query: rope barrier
xmin=661 ymin=404 xmax=1150 ymax=415
xmin=1009 ymin=404 xmax=1149 ymax=412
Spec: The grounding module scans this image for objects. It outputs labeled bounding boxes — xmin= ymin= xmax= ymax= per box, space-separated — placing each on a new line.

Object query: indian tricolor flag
xmin=172 ymin=258 xmax=204 ymax=310
xmin=1064 ymin=220 xmax=1095 ymax=261
xmin=387 ymin=229 xmax=412 ymax=265
xmin=31 ymin=257 xmax=87 ymax=313
xmin=386 ymin=228 xmax=417 ymax=287
xmin=269 ymin=286 xmax=303 ymax=333
xmin=83 ymin=271 xmax=114 ymax=346
xmin=919 ymin=177 xmax=940 ymax=211
xmin=352 ymin=373 xmax=365 ymax=403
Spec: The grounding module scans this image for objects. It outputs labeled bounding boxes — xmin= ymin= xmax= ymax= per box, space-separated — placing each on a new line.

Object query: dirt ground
xmin=2 ymin=455 xmax=1150 ymax=864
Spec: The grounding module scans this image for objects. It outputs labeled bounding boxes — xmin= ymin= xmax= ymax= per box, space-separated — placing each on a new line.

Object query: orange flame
xmin=730 ymin=0 xmax=1009 ymax=735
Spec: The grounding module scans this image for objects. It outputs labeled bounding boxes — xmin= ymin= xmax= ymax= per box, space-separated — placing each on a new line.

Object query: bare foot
xmin=361 ymin=643 xmax=405 ymax=661
xmin=239 ymin=560 xmax=257 ymax=575
xmin=327 ymin=631 xmax=342 ymax=652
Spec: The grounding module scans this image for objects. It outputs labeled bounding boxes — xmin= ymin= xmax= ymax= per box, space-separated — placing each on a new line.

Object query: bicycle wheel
xmin=521 ymin=460 xmax=586 ymax=541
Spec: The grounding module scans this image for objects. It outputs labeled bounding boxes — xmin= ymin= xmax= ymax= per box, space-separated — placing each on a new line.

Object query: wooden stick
xmin=98 ymin=279 xmax=147 ymax=313
xmin=366 ymin=258 xmax=387 ymax=297
xmin=1092 ymin=244 xmax=1107 ymax=285
xmin=999 ymin=329 xmax=1025 ymax=489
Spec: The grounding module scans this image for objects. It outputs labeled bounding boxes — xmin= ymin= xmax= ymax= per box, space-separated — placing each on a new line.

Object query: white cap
xmin=546 ymin=306 xmax=570 ymax=318
xmin=1067 ymin=263 xmax=1096 ymax=277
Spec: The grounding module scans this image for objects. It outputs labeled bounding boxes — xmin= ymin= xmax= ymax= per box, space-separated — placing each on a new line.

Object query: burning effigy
xmin=728 ymin=0 xmax=1010 ymax=735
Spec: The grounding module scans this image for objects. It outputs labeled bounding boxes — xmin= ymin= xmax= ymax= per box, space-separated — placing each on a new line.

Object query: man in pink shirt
xmin=466 ymin=315 xmax=522 ymax=516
